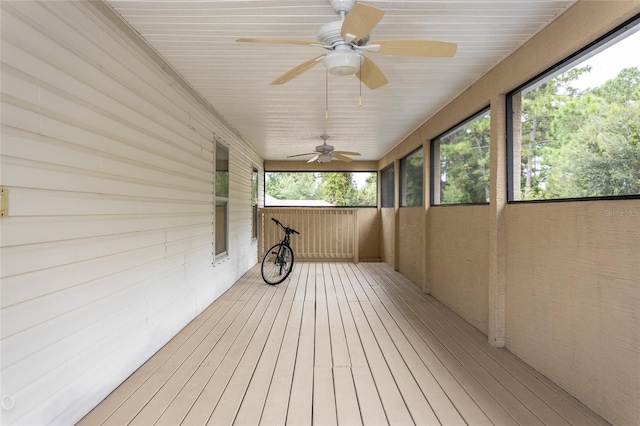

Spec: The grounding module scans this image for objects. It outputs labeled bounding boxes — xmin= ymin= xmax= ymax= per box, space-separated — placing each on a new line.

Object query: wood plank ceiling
xmin=106 ymin=0 xmax=576 ymax=162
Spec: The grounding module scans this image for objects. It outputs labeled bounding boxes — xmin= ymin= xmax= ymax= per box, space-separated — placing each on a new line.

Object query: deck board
xmin=78 ymin=262 xmax=610 ymax=426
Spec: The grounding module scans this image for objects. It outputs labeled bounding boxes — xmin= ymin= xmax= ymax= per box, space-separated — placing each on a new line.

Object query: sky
xmin=573 ymin=27 xmax=640 ymax=90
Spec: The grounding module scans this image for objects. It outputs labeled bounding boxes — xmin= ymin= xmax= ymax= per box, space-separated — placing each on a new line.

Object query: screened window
xmin=400 ymin=148 xmax=423 ymax=207
xmin=507 ymin=17 xmax=640 ymax=201
xmin=381 ymin=165 xmax=394 ymax=207
xmin=432 ymin=109 xmax=490 ymax=205
xmin=265 ymin=172 xmax=376 ymax=207
xmin=215 ymin=142 xmax=229 ymax=256
xmin=251 ymin=167 xmax=258 ymax=240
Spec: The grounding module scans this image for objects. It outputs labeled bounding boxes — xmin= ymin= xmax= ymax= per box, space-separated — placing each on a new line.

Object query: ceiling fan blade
xmin=287 ymin=152 xmax=319 ymax=158
xmin=356 ymin=56 xmax=388 ymax=90
xmin=236 ymin=38 xmax=319 ymax=46
xmin=334 ymin=151 xmax=361 ymax=156
xmin=333 ymin=153 xmax=354 ymax=162
xmin=373 ymin=40 xmax=457 ymax=57
xmin=341 ymin=3 xmax=384 ymax=43
xmin=271 ymin=55 xmax=324 ymax=85
xmin=307 ymin=155 xmax=320 ymax=163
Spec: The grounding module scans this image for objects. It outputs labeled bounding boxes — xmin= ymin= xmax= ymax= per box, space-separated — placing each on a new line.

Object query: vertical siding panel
xmin=0 ymin=2 xmax=262 ymax=425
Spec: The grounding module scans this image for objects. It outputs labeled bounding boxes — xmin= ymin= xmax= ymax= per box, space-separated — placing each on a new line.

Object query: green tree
xmin=265 ymin=172 xmax=321 ymax=200
xmin=320 ymin=172 xmax=357 ymax=206
xmin=552 ymin=102 xmax=640 ymax=197
xmin=265 ymin=171 xmax=377 ymax=206
xmin=520 ymin=82 xmax=556 ymax=199
xmin=358 ymin=173 xmax=377 ymax=206
xmin=592 ymin=67 xmax=640 ymax=105
xmin=519 ymin=66 xmax=591 ymax=199
xmin=402 ymin=149 xmax=424 ymax=206
xmin=520 ymin=65 xmax=640 ymax=199
xmin=439 ymin=114 xmax=490 ymax=204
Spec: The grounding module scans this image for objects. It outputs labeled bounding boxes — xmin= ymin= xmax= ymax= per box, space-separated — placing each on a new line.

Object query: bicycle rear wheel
xmin=261 ymin=243 xmax=294 ymax=285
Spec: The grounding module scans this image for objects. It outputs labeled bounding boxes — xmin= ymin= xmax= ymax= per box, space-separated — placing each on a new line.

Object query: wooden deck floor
xmin=78 ymin=262 xmax=609 ymax=426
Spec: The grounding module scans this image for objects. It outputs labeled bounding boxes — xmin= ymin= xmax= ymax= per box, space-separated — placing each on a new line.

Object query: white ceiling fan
xmin=236 ymin=0 xmax=457 ymax=90
xmin=287 ymin=135 xmax=361 ymax=163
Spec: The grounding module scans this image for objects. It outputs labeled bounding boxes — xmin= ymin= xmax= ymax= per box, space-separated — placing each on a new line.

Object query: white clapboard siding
xmin=221 ymin=140 xmax=262 ymax=279
xmin=0 ymin=1 xmax=263 ymax=425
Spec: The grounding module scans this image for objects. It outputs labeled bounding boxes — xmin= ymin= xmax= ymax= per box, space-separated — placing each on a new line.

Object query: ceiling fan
xmin=287 ymin=135 xmax=361 ymax=163
xmin=236 ymin=0 xmax=457 ymax=90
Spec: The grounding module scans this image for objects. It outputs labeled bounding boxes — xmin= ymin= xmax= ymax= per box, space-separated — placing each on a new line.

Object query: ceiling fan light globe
xmin=318 ymin=154 xmax=333 ymax=163
xmin=322 ymin=51 xmax=361 ymax=76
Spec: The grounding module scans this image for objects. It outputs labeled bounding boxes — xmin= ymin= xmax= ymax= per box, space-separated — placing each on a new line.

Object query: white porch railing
xmin=259 ymin=208 xmax=359 ymax=262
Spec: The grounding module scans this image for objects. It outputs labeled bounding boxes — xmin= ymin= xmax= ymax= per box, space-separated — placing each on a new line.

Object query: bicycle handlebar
xmin=271 ymin=217 xmax=299 ymax=234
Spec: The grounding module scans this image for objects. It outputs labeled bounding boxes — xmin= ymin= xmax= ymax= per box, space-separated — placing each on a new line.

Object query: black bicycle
xmin=261 ymin=218 xmax=299 ymax=285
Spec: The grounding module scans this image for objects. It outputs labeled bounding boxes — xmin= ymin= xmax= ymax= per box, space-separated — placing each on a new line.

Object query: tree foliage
xmin=320 ymin=172 xmax=357 ymax=206
xmin=265 ymin=172 xmax=321 ymax=200
xmin=439 ymin=114 xmax=491 ymax=204
xmin=519 ymin=66 xmax=640 ymax=199
xmin=360 ymin=173 xmax=378 ymax=206
xmin=402 ymin=149 xmax=424 ymax=206
xmin=266 ymin=171 xmax=376 ymax=206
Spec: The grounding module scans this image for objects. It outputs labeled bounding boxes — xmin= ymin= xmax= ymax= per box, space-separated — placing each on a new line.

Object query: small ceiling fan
xmin=236 ymin=0 xmax=457 ymax=90
xmin=287 ymin=135 xmax=361 ymax=163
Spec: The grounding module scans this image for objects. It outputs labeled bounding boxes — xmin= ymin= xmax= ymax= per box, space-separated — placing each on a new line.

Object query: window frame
xmin=430 ymin=107 xmax=491 ymax=206
xmin=380 ymin=164 xmax=395 ymax=208
xmin=506 ymin=14 xmax=640 ymax=203
xmin=214 ymin=141 xmax=229 ymax=259
xmin=251 ymin=166 xmax=259 ymax=241
xmin=399 ymin=147 xmax=424 ymax=207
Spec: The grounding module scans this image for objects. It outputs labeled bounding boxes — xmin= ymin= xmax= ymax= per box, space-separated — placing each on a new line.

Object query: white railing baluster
xmin=259 ymin=208 xmax=358 ymax=261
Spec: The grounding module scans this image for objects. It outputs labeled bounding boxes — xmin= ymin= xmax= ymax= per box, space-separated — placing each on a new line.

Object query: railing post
xmin=354 ymin=209 xmax=359 ymax=263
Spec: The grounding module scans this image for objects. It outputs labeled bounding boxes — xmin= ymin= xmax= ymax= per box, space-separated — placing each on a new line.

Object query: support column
xmin=393 ymin=159 xmax=400 ymax=271
xmin=423 ymin=140 xmax=431 ymax=294
xmin=488 ymin=95 xmax=507 ymax=347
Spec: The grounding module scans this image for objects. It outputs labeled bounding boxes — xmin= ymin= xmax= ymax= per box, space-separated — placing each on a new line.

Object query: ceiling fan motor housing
xmin=316 ymin=144 xmax=334 ymax=152
xmin=317 ymin=19 xmax=362 ymax=76
xmin=317 ymin=20 xmax=344 ymax=45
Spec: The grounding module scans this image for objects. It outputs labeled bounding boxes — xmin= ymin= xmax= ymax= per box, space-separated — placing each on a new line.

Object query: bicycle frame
xmin=274 ymin=244 xmax=288 ymax=275
xmin=261 ymin=218 xmax=299 ymax=285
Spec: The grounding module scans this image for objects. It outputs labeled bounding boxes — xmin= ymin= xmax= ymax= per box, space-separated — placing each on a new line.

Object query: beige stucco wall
xmin=505 ymin=200 xmax=640 ymax=426
xmin=398 ymin=207 xmax=426 ymax=288
xmin=357 ymin=208 xmax=381 ymax=261
xmin=376 ymin=2 xmax=640 ymax=425
xmin=380 ymin=208 xmax=396 ymax=267
xmin=428 ymin=205 xmax=490 ymax=334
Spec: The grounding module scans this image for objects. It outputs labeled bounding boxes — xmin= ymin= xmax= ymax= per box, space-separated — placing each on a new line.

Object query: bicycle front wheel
xmin=261 ymin=243 xmax=294 ymax=285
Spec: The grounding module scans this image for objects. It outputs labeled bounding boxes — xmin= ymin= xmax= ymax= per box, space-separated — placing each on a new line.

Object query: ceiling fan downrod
xmin=330 ymin=0 xmax=356 ymax=16
xmin=325 ymin=70 xmax=329 ymax=118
